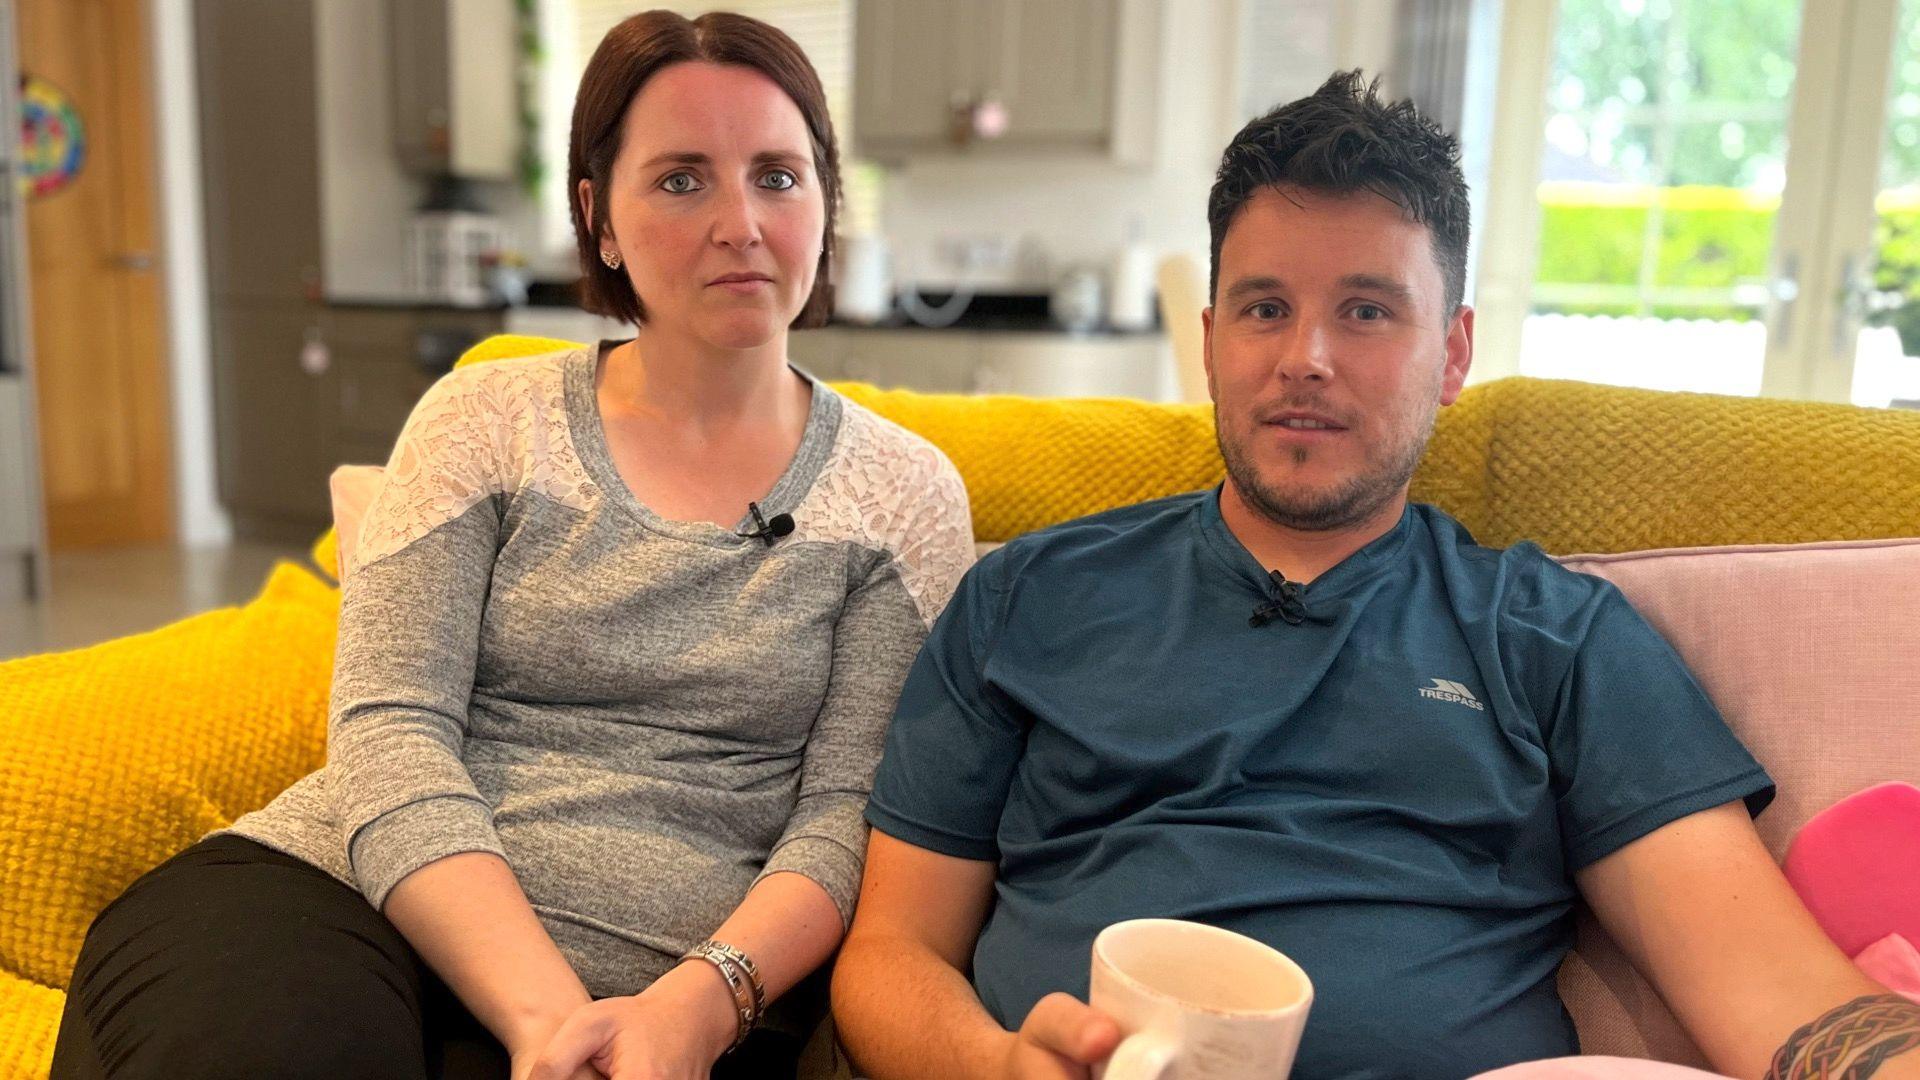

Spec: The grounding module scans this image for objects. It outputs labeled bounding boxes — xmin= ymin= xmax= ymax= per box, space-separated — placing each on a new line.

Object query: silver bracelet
xmin=696 ymin=939 xmax=766 ymax=1021
xmin=682 ymin=944 xmax=754 ymax=1052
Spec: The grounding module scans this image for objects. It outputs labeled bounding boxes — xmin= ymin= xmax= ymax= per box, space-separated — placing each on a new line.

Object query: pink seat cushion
xmin=1471 ymin=1056 xmax=1733 ymax=1079
xmin=1854 ymin=934 xmax=1920 ymax=1003
xmin=1550 ymin=538 xmax=1920 ymax=1065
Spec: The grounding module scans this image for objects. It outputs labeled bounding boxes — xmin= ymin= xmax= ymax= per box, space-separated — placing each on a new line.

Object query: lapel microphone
xmin=1249 ymin=570 xmax=1307 ymax=627
xmin=739 ymin=501 xmax=795 ymax=547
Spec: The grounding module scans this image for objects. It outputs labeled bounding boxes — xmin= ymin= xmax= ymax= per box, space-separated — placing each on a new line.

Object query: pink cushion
xmin=1854 ymin=934 xmax=1920 ymax=1003
xmin=328 ymin=464 xmax=385 ymax=581
xmin=1781 ymin=782 xmax=1920 ymax=956
xmin=1550 ymin=537 xmax=1920 ymax=1064
xmin=1471 ymin=1057 xmax=1732 ymax=1080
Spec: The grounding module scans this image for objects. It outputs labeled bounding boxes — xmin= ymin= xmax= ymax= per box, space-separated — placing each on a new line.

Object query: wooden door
xmin=19 ymin=0 xmax=172 ymax=547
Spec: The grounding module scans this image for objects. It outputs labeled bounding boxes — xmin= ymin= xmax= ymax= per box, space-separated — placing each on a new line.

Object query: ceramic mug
xmin=1090 ymin=919 xmax=1314 ymax=1080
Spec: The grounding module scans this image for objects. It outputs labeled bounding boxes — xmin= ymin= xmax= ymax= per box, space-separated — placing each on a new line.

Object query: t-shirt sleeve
xmin=864 ymin=551 xmax=1026 ymax=862
xmin=1544 ymin=584 xmax=1775 ymax=870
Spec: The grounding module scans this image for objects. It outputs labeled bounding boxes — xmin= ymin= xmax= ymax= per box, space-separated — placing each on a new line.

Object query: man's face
xmin=1203 ymin=185 xmax=1473 ymax=532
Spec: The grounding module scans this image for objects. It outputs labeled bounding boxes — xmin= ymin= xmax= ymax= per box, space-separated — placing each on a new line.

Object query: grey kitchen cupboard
xmin=208 ymin=301 xmax=337 ymax=532
xmin=194 ymin=0 xmax=323 ymax=306
xmin=786 ymin=328 xmax=1169 ymax=400
xmin=854 ymin=0 xmax=1153 ymax=162
xmin=387 ymin=0 xmax=517 ymax=179
xmin=787 ymin=328 xmax=980 ymax=392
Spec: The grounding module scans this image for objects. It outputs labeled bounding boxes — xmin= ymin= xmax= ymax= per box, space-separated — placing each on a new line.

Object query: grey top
xmin=224 ymin=343 xmax=974 ymax=999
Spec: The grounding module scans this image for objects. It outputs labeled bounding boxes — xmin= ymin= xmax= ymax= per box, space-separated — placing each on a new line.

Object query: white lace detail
xmin=788 ymin=402 xmax=974 ymax=627
xmin=350 ymin=354 xmax=600 ymax=574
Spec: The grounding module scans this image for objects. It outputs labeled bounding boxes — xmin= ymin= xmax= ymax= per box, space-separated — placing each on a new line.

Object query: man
xmin=830 ymin=72 xmax=1920 ymax=1079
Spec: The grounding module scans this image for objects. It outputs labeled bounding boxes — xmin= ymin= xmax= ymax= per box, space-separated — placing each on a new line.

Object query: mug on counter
xmin=1090 ymin=918 xmax=1314 ymax=1080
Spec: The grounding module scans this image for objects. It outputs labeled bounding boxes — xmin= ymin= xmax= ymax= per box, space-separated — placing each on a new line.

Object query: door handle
xmin=1770 ymin=252 xmax=1801 ymax=342
xmin=1834 ymin=251 xmax=1876 ymax=356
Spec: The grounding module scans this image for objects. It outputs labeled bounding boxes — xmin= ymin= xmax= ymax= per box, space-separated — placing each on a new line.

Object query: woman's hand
xmin=506 ymin=996 xmax=601 ymax=1080
xmin=525 ymin=961 xmax=740 ymax=1080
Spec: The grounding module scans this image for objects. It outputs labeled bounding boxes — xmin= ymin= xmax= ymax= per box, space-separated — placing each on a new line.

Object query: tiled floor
xmin=0 ymin=541 xmax=309 ymax=661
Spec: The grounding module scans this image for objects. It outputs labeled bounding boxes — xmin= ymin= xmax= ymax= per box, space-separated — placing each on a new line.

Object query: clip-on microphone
xmin=739 ymin=501 xmax=795 ymax=547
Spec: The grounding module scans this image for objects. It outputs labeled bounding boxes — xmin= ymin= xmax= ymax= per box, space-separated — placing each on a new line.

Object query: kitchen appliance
xmin=834 ymin=232 xmax=892 ymax=324
xmin=404 ymin=175 xmax=503 ymax=307
xmin=1050 ymin=266 xmax=1106 ymax=333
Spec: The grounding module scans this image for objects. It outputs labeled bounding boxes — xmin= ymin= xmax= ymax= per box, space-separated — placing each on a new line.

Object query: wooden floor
xmin=0 ymin=540 xmax=308 ymax=660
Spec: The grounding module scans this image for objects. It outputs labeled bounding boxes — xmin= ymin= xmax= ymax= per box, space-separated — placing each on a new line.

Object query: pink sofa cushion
xmin=1551 ymin=537 xmax=1920 ymax=1065
xmin=1782 ymin=781 xmax=1920 ymax=956
xmin=1855 ymin=934 xmax=1920 ymax=1003
xmin=329 ymin=464 xmax=385 ymax=581
xmin=1472 ymin=1057 xmax=1733 ymax=1080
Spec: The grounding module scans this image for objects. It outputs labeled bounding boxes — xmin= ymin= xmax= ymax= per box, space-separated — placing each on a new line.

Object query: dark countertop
xmin=331 ymin=287 xmax=1164 ymax=336
xmin=826 ymin=291 xmax=1161 ymax=336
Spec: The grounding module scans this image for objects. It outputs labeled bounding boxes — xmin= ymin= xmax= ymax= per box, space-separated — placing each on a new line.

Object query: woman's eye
xmin=761 ymin=169 xmax=798 ymax=191
xmin=660 ymin=172 xmax=700 ymax=194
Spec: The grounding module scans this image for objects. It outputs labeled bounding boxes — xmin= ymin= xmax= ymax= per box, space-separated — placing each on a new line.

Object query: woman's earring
xmin=601 ymin=248 xmax=622 ymax=270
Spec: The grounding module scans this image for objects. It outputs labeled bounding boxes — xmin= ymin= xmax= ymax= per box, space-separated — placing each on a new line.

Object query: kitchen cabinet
xmin=195 ymin=0 xmax=323 ymax=305
xmin=503 ymin=309 xmax=1172 ymax=401
xmin=208 ymin=300 xmax=499 ymax=539
xmin=211 ymin=302 xmax=336 ymax=529
xmin=789 ymin=327 xmax=1170 ymax=401
xmin=389 ymin=0 xmax=518 ymax=179
xmin=788 ymin=329 xmax=980 ymax=392
xmin=853 ymin=0 xmax=1155 ymax=163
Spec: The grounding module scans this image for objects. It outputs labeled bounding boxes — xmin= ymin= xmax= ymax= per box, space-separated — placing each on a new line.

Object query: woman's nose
xmin=709 ymin=184 xmax=763 ymax=251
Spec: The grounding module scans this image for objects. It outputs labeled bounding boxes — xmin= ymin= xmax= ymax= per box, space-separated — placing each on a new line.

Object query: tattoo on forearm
xmin=1765 ymin=994 xmax=1920 ymax=1080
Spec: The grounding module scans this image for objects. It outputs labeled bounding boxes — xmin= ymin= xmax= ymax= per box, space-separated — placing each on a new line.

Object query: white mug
xmin=1089 ymin=919 xmax=1314 ymax=1080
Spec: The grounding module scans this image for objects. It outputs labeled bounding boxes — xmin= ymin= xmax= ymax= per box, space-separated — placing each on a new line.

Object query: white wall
xmin=149 ymin=0 xmax=228 ymax=546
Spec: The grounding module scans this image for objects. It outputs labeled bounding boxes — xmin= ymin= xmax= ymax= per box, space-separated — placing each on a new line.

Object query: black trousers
xmin=50 ymin=835 xmax=800 ymax=1080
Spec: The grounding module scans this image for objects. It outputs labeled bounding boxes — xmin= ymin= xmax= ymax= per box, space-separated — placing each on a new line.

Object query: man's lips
xmin=1260 ymin=411 xmax=1348 ymax=432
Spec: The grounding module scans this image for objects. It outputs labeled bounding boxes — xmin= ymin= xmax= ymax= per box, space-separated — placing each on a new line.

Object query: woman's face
xmin=583 ymin=61 xmax=826 ymax=350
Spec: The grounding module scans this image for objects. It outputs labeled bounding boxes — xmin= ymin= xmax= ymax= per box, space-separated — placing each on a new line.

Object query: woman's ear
xmin=577 ymin=178 xmax=600 ymax=244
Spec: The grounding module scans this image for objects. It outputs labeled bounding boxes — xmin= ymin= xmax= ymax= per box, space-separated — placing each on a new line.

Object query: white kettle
xmin=834 ymin=233 xmax=893 ymax=324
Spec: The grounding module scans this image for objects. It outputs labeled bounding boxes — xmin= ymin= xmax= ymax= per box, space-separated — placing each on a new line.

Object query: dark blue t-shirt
xmin=865 ymin=491 xmax=1773 ymax=1080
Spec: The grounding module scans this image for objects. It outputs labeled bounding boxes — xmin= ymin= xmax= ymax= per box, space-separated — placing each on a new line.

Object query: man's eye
xmin=660 ymin=173 xmax=700 ymax=194
xmin=1250 ymin=302 xmax=1283 ymax=319
xmin=761 ymin=169 xmax=798 ymax=191
xmin=1353 ymin=303 xmax=1387 ymax=321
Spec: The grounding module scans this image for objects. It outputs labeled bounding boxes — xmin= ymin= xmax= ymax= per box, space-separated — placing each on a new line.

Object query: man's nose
xmin=1271 ymin=318 xmax=1335 ymax=383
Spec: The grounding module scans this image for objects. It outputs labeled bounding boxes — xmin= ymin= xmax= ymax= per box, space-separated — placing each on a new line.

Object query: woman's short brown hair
xmin=568 ymin=10 xmax=842 ymax=327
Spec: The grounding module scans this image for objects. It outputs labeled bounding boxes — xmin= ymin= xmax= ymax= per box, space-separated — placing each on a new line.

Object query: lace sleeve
xmin=350 ymin=359 xmax=595 ymax=574
xmin=350 ymin=374 xmax=502 ymax=575
xmin=889 ymin=449 xmax=974 ymax=628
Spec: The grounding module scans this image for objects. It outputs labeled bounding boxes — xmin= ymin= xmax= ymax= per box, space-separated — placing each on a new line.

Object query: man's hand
xmin=1000 ymin=993 xmax=1123 ymax=1080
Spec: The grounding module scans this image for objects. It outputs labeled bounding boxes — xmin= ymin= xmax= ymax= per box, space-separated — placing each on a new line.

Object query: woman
xmin=50 ymin=11 xmax=972 ymax=1080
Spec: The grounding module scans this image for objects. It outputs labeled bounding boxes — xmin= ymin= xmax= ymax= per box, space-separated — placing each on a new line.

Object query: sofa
xmin=4 ymin=333 xmax=1919 ymax=1078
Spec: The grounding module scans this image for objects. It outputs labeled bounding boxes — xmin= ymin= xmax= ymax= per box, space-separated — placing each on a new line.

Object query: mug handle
xmin=1102 ymin=1031 xmax=1177 ymax=1080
